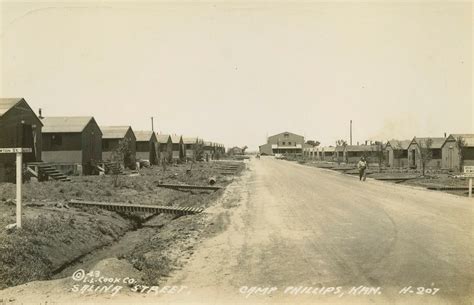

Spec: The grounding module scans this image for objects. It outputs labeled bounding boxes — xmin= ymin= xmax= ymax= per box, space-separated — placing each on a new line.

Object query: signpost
xmin=0 ymin=147 xmax=32 ymax=228
xmin=464 ymin=166 xmax=474 ymax=198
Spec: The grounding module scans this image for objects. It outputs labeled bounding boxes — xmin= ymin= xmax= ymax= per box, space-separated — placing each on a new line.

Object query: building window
xmin=284 ymin=133 xmax=289 ymax=138
xmin=432 ymin=149 xmax=442 ymax=159
xmin=51 ymin=134 xmax=62 ymax=146
xmin=282 ymin=142 xmax=286 ymax=145
xmin=288 ymin=142 xmax=291 ymax=145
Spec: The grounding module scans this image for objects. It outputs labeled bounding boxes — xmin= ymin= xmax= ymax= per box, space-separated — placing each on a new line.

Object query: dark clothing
xmin=357 ymin=160 xmax=367 ymax=181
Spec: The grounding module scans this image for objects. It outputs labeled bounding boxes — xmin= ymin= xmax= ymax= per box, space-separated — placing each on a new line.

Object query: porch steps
xmin=27 ymin=162 xmax=71 ymax=182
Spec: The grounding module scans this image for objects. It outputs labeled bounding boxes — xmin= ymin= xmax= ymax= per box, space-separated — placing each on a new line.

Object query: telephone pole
xmin=350 ymin=120 xmax=353 ymax=145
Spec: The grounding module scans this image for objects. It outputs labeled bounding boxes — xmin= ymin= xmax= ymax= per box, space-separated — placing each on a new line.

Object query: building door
xmin=20 ymin=123 xmax=35 ymax=162
xmin=88 ymin=132 xmax=95 ymax=175
xmin=150 ymin=142 xmax=157 ymax=165
xmin=411 ymin=149 xmax=416 ymax=168
xmin=448 ymin=147 xmax=454 ymax=169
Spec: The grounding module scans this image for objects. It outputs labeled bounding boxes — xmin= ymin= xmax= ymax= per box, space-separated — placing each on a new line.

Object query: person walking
xmin=357 ymin=157 xmax=368 ymax=181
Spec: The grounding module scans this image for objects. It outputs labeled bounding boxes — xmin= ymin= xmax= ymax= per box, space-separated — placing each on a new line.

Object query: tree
xmin=456 ymin=136 xmax=466 ymax=172
xmin=306 ymin=140 xmax=320 ymax=147
xmin=242 ymin=146 xmax=248 ymax=155
xmin=336 ymin=140 xmax=348 ymax=163
xmin=374 ymin=141 xmax=386 ymax=172
xmin=194 ymin=141 xmax=204 ymax=161
xmin=417 ymin=138 xmax=433 ymax=176
xmin=110 ymin=138 xmax=132 ymax=187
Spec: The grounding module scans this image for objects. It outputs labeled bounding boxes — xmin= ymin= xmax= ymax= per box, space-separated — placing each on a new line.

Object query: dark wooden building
xmin=407 ymin=137 xmax=445 ymax=169
xmin=385 ymin=140 xmax=411 ymax=168
xmin=441 ymin=134 xmax=474 ymax=170
xmin=41 ymin=116 xmax=102 ymax=175
xmin=171 ymin=135 xmax=185 ymax=161
xmin=135 ymin=130 xmax=159 ymax=165
xmin=0 ymin=98 xmax=43 ymax=182
xmin=101 ymin=126 xmax=136 ymax=168
xmin=157 ymin=134 xmax=172 ymax=163
xmin=183 ymin=137 xmax=199 ymax=161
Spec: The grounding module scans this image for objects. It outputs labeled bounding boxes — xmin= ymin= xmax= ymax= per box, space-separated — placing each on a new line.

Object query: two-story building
xmin=259 ymin=131 xmax=305 ymax=155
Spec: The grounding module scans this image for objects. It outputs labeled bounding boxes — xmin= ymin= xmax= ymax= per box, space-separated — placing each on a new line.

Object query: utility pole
xmin=350 ymin=120 xmax=353 ymax=145
xmin=151 ymin=117 xmax=154 ymax=132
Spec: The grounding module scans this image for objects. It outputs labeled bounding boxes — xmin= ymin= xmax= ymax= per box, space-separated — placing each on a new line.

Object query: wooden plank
xmin=68 ymin=200 xmax=203 ymax=215
xmin=426 ymin=186 xmax=469 ymax=191
xmin=157 ymin=183 xmax=222 ymax=191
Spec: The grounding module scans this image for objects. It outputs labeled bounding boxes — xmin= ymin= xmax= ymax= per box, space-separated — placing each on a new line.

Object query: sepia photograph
xmin=0 ymin=1 xmax=472 ymax=304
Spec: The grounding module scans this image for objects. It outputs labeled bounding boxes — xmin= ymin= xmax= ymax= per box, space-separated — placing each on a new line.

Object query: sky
xmin=1 ymin=1 xmax=472 ymax=150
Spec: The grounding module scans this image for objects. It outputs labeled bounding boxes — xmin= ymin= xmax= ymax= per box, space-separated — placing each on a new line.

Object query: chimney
xmin=365 ymin=140 xmax=367 ymax=145
xmin=38 ymin=108 xmax=44 ymax=119
xmin=357 ymin=141 xmax=359 ymax=145
xmin=444 ymin=132 xmax=447 ymax=138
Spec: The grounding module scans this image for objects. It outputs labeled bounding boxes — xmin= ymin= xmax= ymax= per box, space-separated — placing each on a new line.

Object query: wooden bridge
xmin=69 ymin=200 xmax=203 ymax=216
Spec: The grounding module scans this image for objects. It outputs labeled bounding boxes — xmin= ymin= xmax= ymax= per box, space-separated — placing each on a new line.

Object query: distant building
xmin=170 ymin=135 xmax=185 ymax=161
xmin=441 ymin=134 xmax=474 ymax=170
xmin=0 ymin=98 xmax=43 ymax=182
xmin=344 ymin=144 xmax=381 ymax=164
xmin=228 ymin=146 xmax=245 ymax=155
xmin=101 ymin=126 xmax=136 ymax=168
xmin=135 ymin=131 xmax=159 ymax=165
xmin=335 ymin=146 xmax=346 ymax=163
xmin=157 ymin=134 xmax=172 ymax=163
xmin=217 ymin=143 xmax=225 ymax=154
xmin=321 ymin=146 xmax=336 ymax=161
xmin=303 ymin=144 xmax=319 ymax=158
xmin=259 ymin=131 xmax=305 ymax=155
xmin=41 ymin=116 xmax=102 ymax=175
xmin=203 ymin=141 xmax=214 ymax=159
xmin=183 ymin=137 xmax=199 ymax=160
xmin=385 ymin=140 xmax=411 ymax=168
xmin=407 ymin=137 xmax=445 ymax=169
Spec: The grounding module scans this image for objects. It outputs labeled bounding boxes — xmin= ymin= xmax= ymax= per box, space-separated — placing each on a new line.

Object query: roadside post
xmin=0 ymin=147 xmax=32 ymax=228
xmin=464 ymin=166 xmax=474 ymax=198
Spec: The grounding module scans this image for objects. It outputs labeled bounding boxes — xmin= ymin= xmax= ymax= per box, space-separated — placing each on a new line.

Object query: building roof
xmin=411 ymin=137 xmax=446 ymax=149
xmin=322 ymin=146 xmax=335 ymax=152
xmin=268 ymin=131 xmax=304 ymax=140
xmin=41 ymin=116 xmax=95 ymax=133
xmin=344 ymin=145 xmax=379 ymax=152
xmin=101 ymin=126 xmax=131 ymax=139
xmin=156 ymin=134 xmax=171 ymax=143
xmin=0 ymin=98 xmax=43 ymax=127
xmin=183 ymin=137 xmax=198 ymax=144
xmin=0 ymin=98 xmax=23 ymax=117
xmin=386 ymin=140 xmax=411 ymax=150
xmin=170 ymin=135 xmax=182 ymax=144
xmin=134 ymin=130 xmax=155 ymax=142
xmin=445 ymin=134 xmax=474 ymax=147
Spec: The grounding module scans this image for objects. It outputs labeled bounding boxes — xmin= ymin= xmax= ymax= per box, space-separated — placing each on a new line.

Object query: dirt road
xmin=157 ymin=157 xmax=473 ymax=305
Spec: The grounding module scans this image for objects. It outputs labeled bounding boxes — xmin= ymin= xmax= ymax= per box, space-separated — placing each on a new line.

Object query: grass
xmin=0 ymin=215 xmax=61 ymax=288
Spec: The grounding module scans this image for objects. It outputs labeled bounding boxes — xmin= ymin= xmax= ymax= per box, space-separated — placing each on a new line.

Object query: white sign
xmin=0 ymin=147 xmax=31 ymax=228
xmin=464 ymin=166 xmax=474 ymax=177
xmin=0 ymin=147 xmax=32 ymax=154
